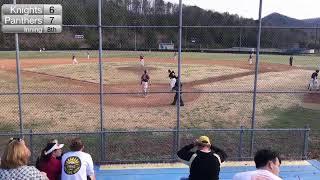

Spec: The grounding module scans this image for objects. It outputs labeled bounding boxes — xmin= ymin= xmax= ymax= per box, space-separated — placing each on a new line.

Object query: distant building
xmin=231 ymin=47 xmax=256 ymax=53
xmin=302 ymin=49 xmax=315 ymax=54
xmin=74 ymin=34 xmax=84 ymax=39
xmin=285 ymin=48 xmax=315 ymax=54
xmin=159 ymin=43 xmax=174 ymax=50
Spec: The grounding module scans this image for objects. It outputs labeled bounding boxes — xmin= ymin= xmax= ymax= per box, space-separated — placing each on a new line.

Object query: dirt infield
xmin=1 ymin=57 xmax=319 ymax=108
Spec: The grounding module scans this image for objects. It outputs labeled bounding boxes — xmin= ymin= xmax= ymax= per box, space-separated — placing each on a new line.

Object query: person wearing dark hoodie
xmin=177 ymin=135 xmax=227 ymax=180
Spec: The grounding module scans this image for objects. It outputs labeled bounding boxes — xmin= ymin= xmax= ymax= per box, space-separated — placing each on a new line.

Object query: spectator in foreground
xmin=47 ymin=139 xmax=63 ymax=160
xmin=0 ymin=137 xmax=48 ymax=180
xmin=36 ymin=142 xmax=64 ymax=180
xmin=61 ymin=137 xmax=95 ymax=180
xmin=233 ymin=149 xmax=282 ymax=180
xmin=177 ymin=135 xmax=227 ymax=180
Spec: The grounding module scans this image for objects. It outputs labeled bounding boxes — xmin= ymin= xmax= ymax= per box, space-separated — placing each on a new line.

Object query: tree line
xmin=0 ymin=0 xmax=318 ymax=51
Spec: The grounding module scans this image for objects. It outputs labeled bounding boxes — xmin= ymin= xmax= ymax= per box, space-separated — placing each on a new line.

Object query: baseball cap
xmin=197 ymin=136 xmax=211 ymax=145
xmin=44 ymin=142 xmax=64 ymax=155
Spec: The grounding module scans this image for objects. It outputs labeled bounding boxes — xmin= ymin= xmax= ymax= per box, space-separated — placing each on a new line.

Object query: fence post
xmin=13 ymin=0 xmax=23 ymax=138
xmin=238 ymin=126 xmax=244 ymax=161
xmin=303 ymin=125 xmax=310 ymax=160
xmin=101 ymin=130 xmax=106 ymax=163
xmin=173 ymin=0 xmax=183 ymax=161
xmin=101 ymin=131 xmax=108 ymax=160
xmin=172 ymin=130 xmax=176 ymax=160
xmin=250 ymin=0 xmax=263 ymax=157
xmin=29 ymin=129 xmax=34 ymax=163
xmin=239 ymin=27 xmax=242 ymax=52
xmin=97 ymin=0 xmax=105 ymax=162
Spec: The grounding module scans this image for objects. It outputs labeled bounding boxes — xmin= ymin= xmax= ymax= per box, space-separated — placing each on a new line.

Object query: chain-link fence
xmin=0 ymin=0 xmax=319 ymax=163
xmin=0 ymin=128 xmax=310 ymax=163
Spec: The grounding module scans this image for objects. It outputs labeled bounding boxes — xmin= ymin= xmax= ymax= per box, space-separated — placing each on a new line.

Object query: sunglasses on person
xmin=8 ymin=137 xmax=23 ymax=144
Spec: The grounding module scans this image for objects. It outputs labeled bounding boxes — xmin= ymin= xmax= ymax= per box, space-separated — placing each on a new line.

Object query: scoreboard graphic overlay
xmin=1 ymin=4 xmax=62 ymax=33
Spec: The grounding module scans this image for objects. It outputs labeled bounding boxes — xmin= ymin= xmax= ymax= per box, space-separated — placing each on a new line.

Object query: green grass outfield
xmin=265 ymin=106 xmax=320 ymax=129
xmin=0 ymin=50 xmax=319 ymax=69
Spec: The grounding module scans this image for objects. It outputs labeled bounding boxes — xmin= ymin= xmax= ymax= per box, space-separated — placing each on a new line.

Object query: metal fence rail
xmin=0 ymin=128 xmax=310 ymax=164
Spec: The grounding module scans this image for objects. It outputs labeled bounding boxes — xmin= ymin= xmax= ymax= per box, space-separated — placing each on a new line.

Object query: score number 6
xmin=49 ymin=6 xmax=55 ymax=14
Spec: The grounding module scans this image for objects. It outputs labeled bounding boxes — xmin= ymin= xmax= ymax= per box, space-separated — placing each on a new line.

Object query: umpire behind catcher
xmin=177 ymin=136 xmax=227 ymax=180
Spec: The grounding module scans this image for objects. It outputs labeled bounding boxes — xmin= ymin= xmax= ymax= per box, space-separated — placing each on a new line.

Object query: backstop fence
xmin=0 ymin=0 xmax=319 ymax=163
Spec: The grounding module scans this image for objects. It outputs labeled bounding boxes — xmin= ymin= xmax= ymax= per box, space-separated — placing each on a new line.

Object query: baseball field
xmin=0 ymin=50 xmax=320 ymax=133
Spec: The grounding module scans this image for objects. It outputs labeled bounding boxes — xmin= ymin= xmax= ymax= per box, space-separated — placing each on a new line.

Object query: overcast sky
xmin=166 ymin=0 xmax=320 ymax=20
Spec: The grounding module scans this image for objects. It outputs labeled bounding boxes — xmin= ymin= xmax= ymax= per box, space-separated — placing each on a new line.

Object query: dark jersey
xmin=311 ymin=72 xmax=318 ymax=79
xmin=141 ymin=74 xmax=150 ymax=82
xmin=177 ymin=144 xmax=227 ymax=180
xmin=140 ymin=55 xmax=144 ymax=60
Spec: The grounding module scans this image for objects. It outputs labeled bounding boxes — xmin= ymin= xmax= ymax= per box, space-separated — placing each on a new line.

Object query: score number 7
xmin=50 ymin=17 xmax=54 ymax=24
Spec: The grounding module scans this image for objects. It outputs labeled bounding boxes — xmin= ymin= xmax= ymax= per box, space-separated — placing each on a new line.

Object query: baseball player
xmin=173 ymin=52 xmax=177 ymax=61
xmin=289 ymin=56 xmax=293 ymax=66
xmin=87 ymin=51 xmax=90 ymax=60
xmin=139 ymin=55 xmax=145 ymax=67
xmin=248 ymin=52 xmax=254 ymax=65
xmin=168 ymin=69 xmax=176 ymax=90
xmin=168 ymin=69 xmax=175 ymax=78
xmin=72 ymin=55 xmax=78 ymax=65
xmin=308 ymin=70 xmax=319 ymax=91
xmin=141 ymin=69 xmax=151 ymax=96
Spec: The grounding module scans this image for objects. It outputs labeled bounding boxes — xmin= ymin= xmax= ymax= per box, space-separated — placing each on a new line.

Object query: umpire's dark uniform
xmin=171 ymin=78 xmax=184 ymax=106
xmin=289 ymin=56 xmax=293 ymax=66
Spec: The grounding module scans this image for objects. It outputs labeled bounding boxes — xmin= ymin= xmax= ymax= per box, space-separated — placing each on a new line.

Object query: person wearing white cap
xmin=177 ymin=135 xmax=227 ymax=180
xmin=36 ymin=142 xmax=64 ymax=180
